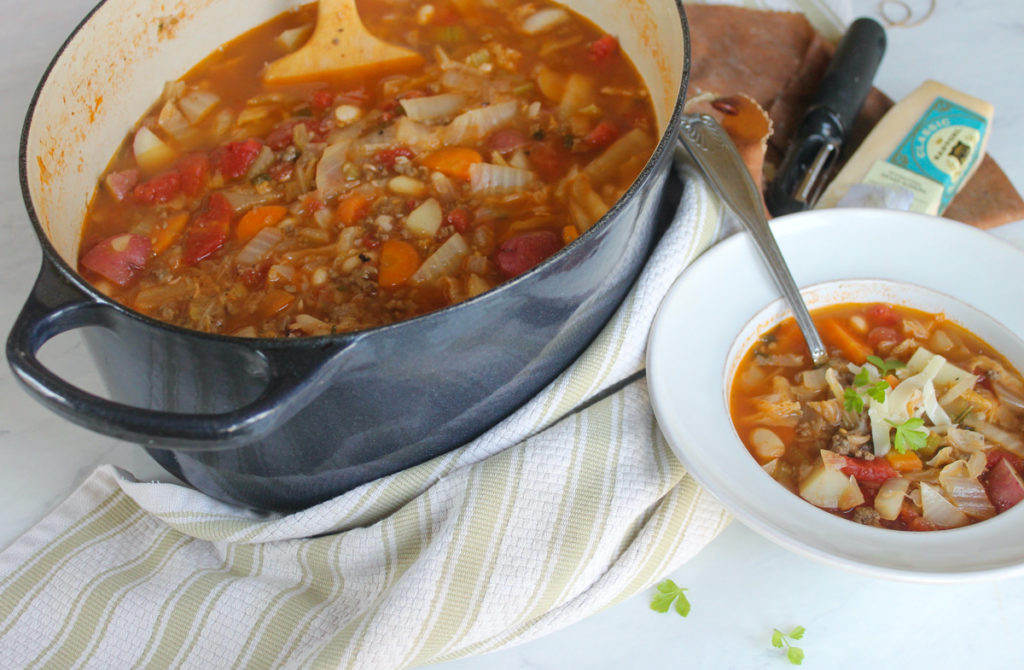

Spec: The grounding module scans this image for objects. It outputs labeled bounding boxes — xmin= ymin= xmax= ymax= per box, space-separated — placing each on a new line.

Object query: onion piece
xmin=798 ymin=368 xmax=828 ymax=391
xmin=315 ymin=140 xmax=352 ymax=197
xmin=220 ymin=187 xmax=281 ymax=212
xmin=245 ymin=145 xmax=275 ymax=180
xmin=411 ymin=233 xmax=469 ymax=283
xmin=236 ymin=227 xmax=283 ymax=266
xmin=444 ymin=100 xmax=518 ymax=145
xmin=947 ymin=427 xmax=986 ymax=452
xmin=875 ymin=477 xmax=911 ymax=520
xmin=395 ymin=117 xmax=443 ymax=153
xmin=939 ymin=461 xmax=996 ymax=520
xmin=920 ymin=482 xmax=970 ymax=528
xmin=992 ymin=379 xmax=1024 ymax=412
xmin=468 ymin=163 xmax=535 ymax=195
xmin=521 ymin=8 xmax=569 ymax=34
xmin=430 ymin=171 xmax=458 ymax=205
xmin=837 ymin=475 xmax=866 ymax=511
xmin=400 ymin=93 xmax=464 ymax=121
xmin=157 ymin=101 xmax=191 ymax=141
xmin=965 ymin=417 xmax=1024 ymax=456
xmin=178 ymin=89 xmax=221 ymax=125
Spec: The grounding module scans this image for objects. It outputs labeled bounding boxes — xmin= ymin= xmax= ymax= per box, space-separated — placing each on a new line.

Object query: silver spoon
xmin=678 ymin=114 xmax=829 ymax=367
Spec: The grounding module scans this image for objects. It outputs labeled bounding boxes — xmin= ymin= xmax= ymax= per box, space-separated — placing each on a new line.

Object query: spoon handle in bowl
xmin=678 ymin=114 xmax=829 ymax=367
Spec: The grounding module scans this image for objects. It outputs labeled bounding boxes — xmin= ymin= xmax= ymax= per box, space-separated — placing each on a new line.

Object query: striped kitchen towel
xmin=0 ymin=155 xmax=728 ymax=670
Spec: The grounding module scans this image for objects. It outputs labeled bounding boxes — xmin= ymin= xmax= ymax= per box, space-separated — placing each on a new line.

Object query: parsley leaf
xmin=853 ymin=367 xmax=871 ymax=387
xmin=650 ymin=579 xmax=690 ymax=617
xmin=845 ymin=369 xmax=890 ymax=412
xmin=866 ymin=380 xmax=889 ymax=403
xmin=866 ymin=355 xmax=905 ymax=376
xmin=772 ymin=626 xmax=806 ymax=665
xmin=843 ymin=386 xmax=865 ymax=413
xmin=886 ymin=417 xmax=928 ymax=453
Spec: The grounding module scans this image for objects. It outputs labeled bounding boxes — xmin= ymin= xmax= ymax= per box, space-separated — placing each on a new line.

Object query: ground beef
xmin=829 ymin=427 xmax=873 ymax=460
xmin=851 ymin=506 xmax=881 ymax=527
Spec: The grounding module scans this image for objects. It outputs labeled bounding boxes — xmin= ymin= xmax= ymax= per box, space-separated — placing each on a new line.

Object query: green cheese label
xmin=885 ymin=96 xmax=988 ymax=213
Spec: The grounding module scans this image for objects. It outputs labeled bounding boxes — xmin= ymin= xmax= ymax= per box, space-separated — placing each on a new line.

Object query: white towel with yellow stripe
xmin=0 ymin=156 xmax=728 ymax=669
xmin=0 ymin=0 xmax=854 ymax=665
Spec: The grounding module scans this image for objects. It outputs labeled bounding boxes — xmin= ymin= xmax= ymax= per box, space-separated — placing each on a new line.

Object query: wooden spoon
xmin=264 ymin=0 xmax=424 ymax=84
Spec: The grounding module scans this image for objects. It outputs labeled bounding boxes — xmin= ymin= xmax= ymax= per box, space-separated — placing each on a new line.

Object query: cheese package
xmin=817 ymin=80 xmax=993 ymax=214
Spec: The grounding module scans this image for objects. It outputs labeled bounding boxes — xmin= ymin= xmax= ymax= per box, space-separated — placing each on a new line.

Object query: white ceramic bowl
xmin=647 ymin=208 xmax=1024 ymax=582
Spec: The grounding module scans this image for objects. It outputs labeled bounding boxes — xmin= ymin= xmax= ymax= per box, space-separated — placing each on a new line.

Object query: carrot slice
xmin=771 ymin=318 xmax=804 ymax=354
xmin=378 ymin=239 xmax=420 ymax=287
xmin=886 ymin=450 xmax=923 ymax=473
xmin=561 ymin=225 xmax=579 ymax=245
xmin=150 ymin=213 xmax=189 ymax=255
xmin=420 ymin=147 xmax=483 ymax=180
xmin=820 ymin=318 xmax=872 ymax=365
xmin=236 ymin=205 xmax=288 ymax=242
xmin=336 ymin=192 xmax=370 ymax=226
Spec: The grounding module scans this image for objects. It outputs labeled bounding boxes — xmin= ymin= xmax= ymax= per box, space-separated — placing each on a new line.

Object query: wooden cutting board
xmin=684 ymin=4 xmax=1024 ymax=228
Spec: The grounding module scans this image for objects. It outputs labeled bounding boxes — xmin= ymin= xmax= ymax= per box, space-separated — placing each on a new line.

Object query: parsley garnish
xmin=843 ymin=368 xmax=889 ymax=412
xmin=771 ymin=626 xmax=806 ymax=665
xmin=650 ymin=579 xmax=690 ymax=617
xmin=843 ymin=386 xmax=866 ymax=413
xmin=866 ymin=355 xmax=906 ymax=376
xmin=886 ymin=417 xmax=928 ymax=453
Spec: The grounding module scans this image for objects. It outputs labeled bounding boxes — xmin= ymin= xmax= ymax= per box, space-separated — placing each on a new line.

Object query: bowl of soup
xmin=647 ymin=208 xmax=1024 ymax=580
xmin=8 ymin=0 xmax=690 ymax=510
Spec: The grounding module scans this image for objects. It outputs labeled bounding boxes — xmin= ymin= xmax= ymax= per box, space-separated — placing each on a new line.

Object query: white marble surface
xmin=2 ymin=1 xmax=1024 ymax=668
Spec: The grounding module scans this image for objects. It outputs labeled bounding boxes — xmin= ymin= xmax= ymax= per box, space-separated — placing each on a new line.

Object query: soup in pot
xmin=77 ymin=0 xmax=656 ymax=337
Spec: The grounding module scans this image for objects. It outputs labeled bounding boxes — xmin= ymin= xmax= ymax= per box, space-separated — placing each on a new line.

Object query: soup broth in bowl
xmin=729 ymin=288 xmax=1024 ymax=532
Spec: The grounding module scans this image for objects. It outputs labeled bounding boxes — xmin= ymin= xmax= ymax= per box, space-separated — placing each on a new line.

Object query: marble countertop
xmin=2 ymin=1 xmax=1023 ymax=668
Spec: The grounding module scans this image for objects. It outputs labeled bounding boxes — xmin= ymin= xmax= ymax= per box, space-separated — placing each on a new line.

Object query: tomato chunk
xmin=213 ymin=139 xmax=264 ymax=180
xmin=867 ymin=326 xmax=900 ymax=350
xmin=81 ymin=233 xmax=152 ymax=286
xmin=133 ymin=172 xmax=181 ymax=204
xmin=587 ymin=34 xmax=619 ymax=62
xmin=583 ymin=120 xmax=620 ymax=149
xmin=184 ymin=193 xmax=233 ymax=265
xmin=446 ymin=208 xmax=472 ymax=233
xmin=494 ymin=230 xmax=562 ymax=278
xmin=376 ymin=146 xmax=415 ymax=170
xmin=840 ymin=456 xmax=899 ymax=483
xmin=311 ymin=89 xmax=335 ymax=112
xmin=526 ymin=141 xmax=569 ymax=181
xmin=866 ymin=304 xmax=900 ymax=328
xmin=177 ymin=153 xmax=209 ymax=197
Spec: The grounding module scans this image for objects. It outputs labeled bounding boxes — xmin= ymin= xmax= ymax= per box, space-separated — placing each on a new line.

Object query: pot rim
xmin=18 ymin=0 xmax=691 ymax=349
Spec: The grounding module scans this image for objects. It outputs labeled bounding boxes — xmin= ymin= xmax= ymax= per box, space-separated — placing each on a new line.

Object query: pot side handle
xmin=6 ymin=260 xmax=335 ymax=450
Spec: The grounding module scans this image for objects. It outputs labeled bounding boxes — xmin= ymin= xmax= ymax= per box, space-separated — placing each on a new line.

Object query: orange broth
xmin=78 ymin=0 xmax=656 ymax=337
xmin=729 ymin=302 xmax=1024 ymax=531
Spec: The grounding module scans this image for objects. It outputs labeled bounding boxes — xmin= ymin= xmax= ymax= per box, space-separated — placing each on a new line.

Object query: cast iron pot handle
xmin=6 ymin=259 xmax=340 ymax=450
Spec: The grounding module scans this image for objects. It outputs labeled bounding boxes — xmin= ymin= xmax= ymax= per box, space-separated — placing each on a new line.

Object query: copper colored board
xmin=685 ymin=3 xmax=1024 ymax=227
